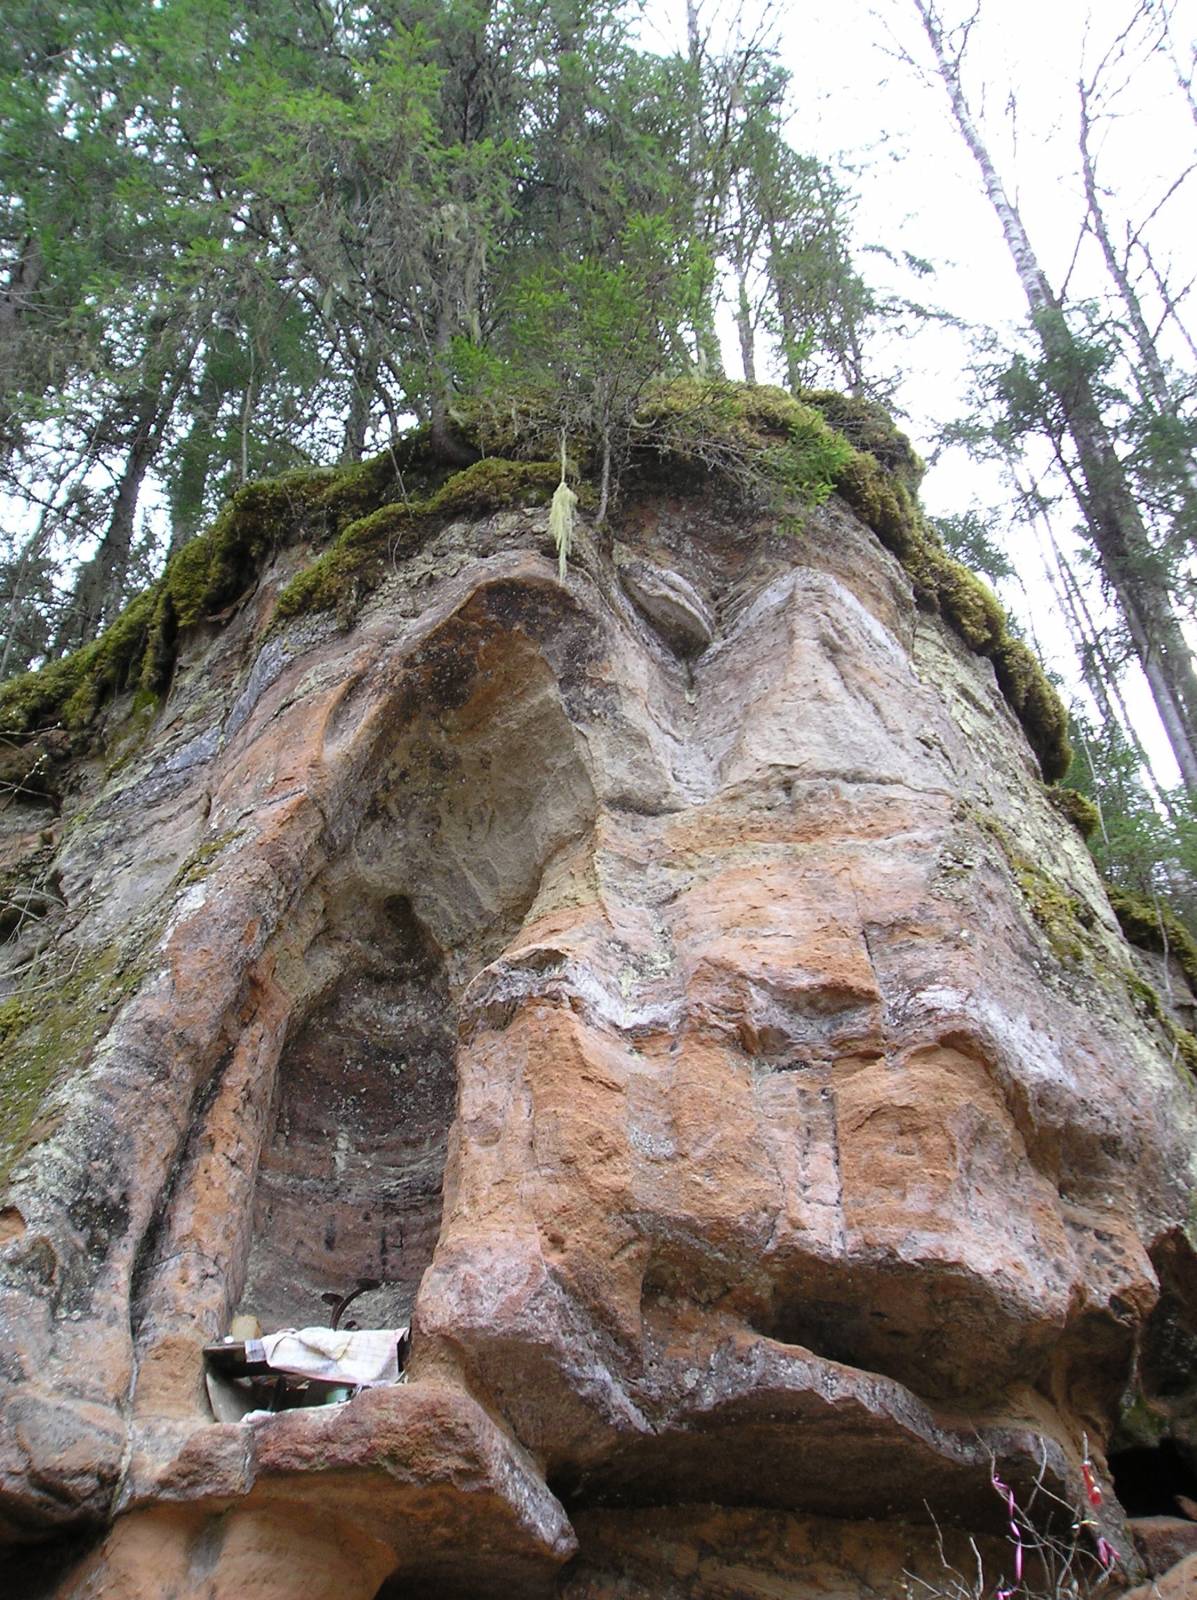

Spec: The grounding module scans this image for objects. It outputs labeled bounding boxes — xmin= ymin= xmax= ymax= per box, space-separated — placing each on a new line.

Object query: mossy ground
xmin=0 ymin=379 xmax=1069 ymax=785
xmin=273 ymin=457 xmax=561 ymax=624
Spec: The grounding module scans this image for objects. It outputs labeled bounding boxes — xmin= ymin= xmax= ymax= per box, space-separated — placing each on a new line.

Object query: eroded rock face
xmin=1 ymin=476 xmax=1195 ymax=1598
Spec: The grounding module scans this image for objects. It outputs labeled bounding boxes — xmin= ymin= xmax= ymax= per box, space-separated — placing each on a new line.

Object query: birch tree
xmin=910 ymin=0 xmax=1197 ymax=789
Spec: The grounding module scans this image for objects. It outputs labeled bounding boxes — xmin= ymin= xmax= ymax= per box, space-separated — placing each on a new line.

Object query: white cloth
xmin=259 ymin=1326 xmax=404 ymax=1387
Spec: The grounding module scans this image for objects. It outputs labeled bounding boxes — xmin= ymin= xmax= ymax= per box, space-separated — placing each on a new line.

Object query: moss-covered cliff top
xmin=0 ymin=382 xmax=1070 ymax=781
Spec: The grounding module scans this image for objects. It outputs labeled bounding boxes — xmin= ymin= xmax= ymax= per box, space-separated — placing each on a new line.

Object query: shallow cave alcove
xmin=237 ymin=889 xmax=456 ymax=1333
xmin=234 ymin=618 xmax=596 ymax=1339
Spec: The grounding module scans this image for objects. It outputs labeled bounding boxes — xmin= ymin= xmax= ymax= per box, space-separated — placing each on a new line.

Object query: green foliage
xmin=2 ymin=0 xmax=879 ymax=669
xmin=458 ymin=214 xmax=715 ymax=516
xmin=800 ymin=390 xmax=925 ymax=490
xmin=929 ymin=510 xmax=1016 ymax=587
xmin=1065 ymin=715 xmax=1197 ymax=933
xmin=951 ymin=291 xmax=1197 ymax=793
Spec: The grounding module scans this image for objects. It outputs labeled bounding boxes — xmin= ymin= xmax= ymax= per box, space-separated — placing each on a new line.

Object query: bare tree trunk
xmin=0 ymin=506 xmax=54 ymax=679
xmin=341 ymin=348 xmax=378 ymax=465
xmin=427 ymin=305 xmax=479 ymax=466
xmin=913 ymin=0 xmax=1197 ymax=789
xmin=685 ymin=0 xmax=723 ymax=377
xmin=1034 ymin=496 xmax=1178 ymax=816
xmin=63 ymin=404 xmax=160 ymax=650
xmin=0 ymin=237 xmax=42 ymax=338
xmin=735 ymin=269 xmax=757 ymax=385
xmin=1078 ymin=100 xmax=1197 ymax=554
xmin=58 ymin=323 xmax=198 ymax=650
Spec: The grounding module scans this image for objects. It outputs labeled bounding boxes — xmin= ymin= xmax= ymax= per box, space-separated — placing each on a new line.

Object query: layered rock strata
xmin=1 ymin=462 xmax=1195 ymax=1598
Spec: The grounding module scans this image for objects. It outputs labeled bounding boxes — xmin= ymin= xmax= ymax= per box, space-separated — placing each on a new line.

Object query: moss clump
xmin=0 ymin=440 xmax=442 ymax=737
xmin=1012 ymin=860 xmax=1088 ymax=963
xmin=800 ymin=389 xmax=926 ymax=491
xmin=275 ymin=457 xmax=561 ymax=624
xmin=831 ymin=450 xmax=920 ymax=560
xmin=1108 ymin=886 xmax=1197 ymax=995
xmin=0 ymin=587 xmax=161 ymax=734
xmin=1049 ymin=786 xmax=1101 ymax=841
xmin=989 ymin=638 xmax=1071 ymax=784
xmin=627 ymin=381 xmax=854 ymax=510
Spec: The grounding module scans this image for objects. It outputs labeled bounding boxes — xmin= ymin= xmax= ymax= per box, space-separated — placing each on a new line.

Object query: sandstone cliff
xmin=1 ymin=399 xmax=1196 ymax=1598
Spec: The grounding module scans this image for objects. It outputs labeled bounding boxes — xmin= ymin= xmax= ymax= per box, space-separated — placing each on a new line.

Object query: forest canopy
xmin=0 ymin=0 xmax=873 ymax=668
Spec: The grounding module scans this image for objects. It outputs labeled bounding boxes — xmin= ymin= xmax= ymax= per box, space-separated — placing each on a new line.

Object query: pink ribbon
xmin=992 ymin=1474 xmax=1025 ymax=1600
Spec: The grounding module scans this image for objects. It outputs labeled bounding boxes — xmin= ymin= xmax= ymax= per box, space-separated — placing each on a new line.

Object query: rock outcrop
xmin=2 ymin=416 xmax=1196 ymax=1598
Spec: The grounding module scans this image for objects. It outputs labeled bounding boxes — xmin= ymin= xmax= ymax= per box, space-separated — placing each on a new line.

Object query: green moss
xmin=922 ymin=551 xmax=1006 ymax=653
xmin=973 ymin=810 xmax=1090 ymax=964
xmin=274 ymin=457 xmax=560 ymax=624
xmin=1012 ymin=862 xmax=1087 ymax=963
xmin=629 ymin=381 xmax=853 ymax=509
xmin=0 ymin=942 xmax=141 ymax=1182
xmin=0 ymin=444 xmax=435 ymax=736
xmin=1108 ymin=886 xmax=1197 ymax=995
xmin=1049 ymin=786 xmax=1101 ymax=841
xmin=800 ymin=389 xmax=926 ymax=491
xmin=173 ymin=829 xmax=242 ymax=889
xmin=1115 ymin=1388 xmax=1170 ymax=1451
xmin=990 ymin=638 xmax=1072 ymax=784
xmin=831 ymin=450 xmax=921 ymax=561
xmin=1123 ymin=969 xmax=1197 ymax=1080
xmin=0 ymin=381 xmax=1068 ymax=793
